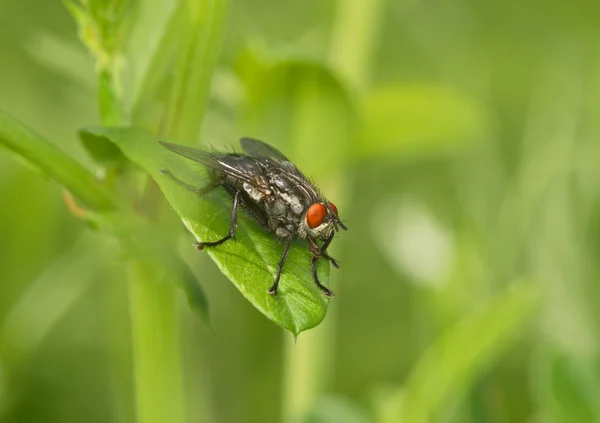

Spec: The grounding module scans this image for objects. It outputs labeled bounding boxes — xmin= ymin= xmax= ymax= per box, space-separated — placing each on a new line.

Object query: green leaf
xmin=0 ymin=235 xmax=105 ymax=365
xmin=532 ymin=347 xmax=600 ymax=422
xmin=64 ymin=0 xmax=133 ymax=71
xmin=302 ymin=396 xmax=373 ymax=423
xmin=0 ymin=111 xmax=208 ymax=323
xmin=329 ymin=0 xmax=386 ymax=90
xmin=98 ymin=70 xmax=129 ymax=125
xmin=65 ymin=0 xmax=132 ymax=125
xmin=91 ymin=210 xmax=210 ymax=324
xmin=81 ymin=126 xmax=331 ymax=335
xmin=129 ymin=259 xmax=186 ymax=423
xmin=238 ymin=56 xmax=356 ymax=176
xmin=384 ymin=282 xmax=540 ymax=423
xmin=178 ymin=261 xmax=210 ymax=324
xmin=79 ymin=119 xmax=124 ymax=165
xmin=160 ymin=0 xmax=229 ymax=142
xmin=358 ymin=83 xmax=487 ymax=159
xmin=126 ymin=0 xmax=179 ymax=109
xmin=0 ymin=109 xmax=115 ymax=211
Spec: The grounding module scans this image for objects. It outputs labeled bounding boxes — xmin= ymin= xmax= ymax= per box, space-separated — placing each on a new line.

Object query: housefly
xmin=159 ymin=138 xmax=346 ymax=298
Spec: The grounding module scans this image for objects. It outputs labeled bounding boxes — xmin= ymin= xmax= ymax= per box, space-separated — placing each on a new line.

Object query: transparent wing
xmin=159 ymin=141 xmax=213 ymax=166
xmin=240 ymin=137 xmax=289 ymax=161
xmin=240 ymin=138 xmax=314 ymax=188
xmin=160 ymin=141 xmax=258 ymax=186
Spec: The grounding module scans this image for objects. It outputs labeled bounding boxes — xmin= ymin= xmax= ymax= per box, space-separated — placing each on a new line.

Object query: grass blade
xmin=0 ymin=109 xmax=115 ymax=210
xmin=388 ymin=282 xmax=540 ymax=423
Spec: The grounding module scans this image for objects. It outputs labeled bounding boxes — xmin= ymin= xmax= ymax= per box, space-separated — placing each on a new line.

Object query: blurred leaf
xmin=358 ymin=84 xmax=486 ymax=159
xmin=99 ymin=69 xmax=129 ymax=124
xmin=64 ymin=0 xmax=133 ymax=71
xmin=160 ymin=0 xmax=229 ymax=142
xmin=79 ymin=115 xmax=124 ymax=165
xmin=238 ymin=54 xmax=356 ymax=177
xmin=81 ymin=126 xmax=331 ymax=335
xmin=386 ymin=282 xmax=539 ymax=423
xmin=178 ymin=261 xmax=210 ymax=324
xmin=127 ymin=0 xmax=178 ymax=109
xmin=129 ymin=260 xmax=185 ymax=423
xmin=0 ymin=109 xmax=115 ymax=210
xmin=65 ymin=0 xmax=132 ymax=124
xmin=532 ymin=347 xmax=600 ymax=423
xmin=92 ymin=210 xmax=211 ymax=324
xmin=0 ymin=235 xmax=103 ymax=365
xmin=0 ymin=24 xmax=95 ymax=89
xmin=302 ymin=395 xmax=373 ymax=423
xmin=329 ymin=0 xmax=386 ymax=90
xmin=0 ymin=113 xmax=209 ymax=323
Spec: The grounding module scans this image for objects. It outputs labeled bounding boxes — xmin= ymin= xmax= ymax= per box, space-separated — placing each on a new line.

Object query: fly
xmin=159 ymin=138 xmax=347 ymax=297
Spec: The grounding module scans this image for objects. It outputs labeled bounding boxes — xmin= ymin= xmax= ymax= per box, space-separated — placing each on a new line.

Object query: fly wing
xmin=240 ymin=137 xmax=312 ymax=183
xmin=240 ymin=138 xmax=290 ymax=161
xmin=160 ymin=141 xmax=214 ymax=166
xmin=160 ymin=141 xmax=260 ymax=186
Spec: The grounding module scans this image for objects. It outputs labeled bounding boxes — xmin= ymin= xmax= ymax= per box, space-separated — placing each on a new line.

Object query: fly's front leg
xmin=308 ymin=239 xmax=336 ymax=298
xmin=322 ymin=252 xmax=340 ymax=269
xmin=194 ymin=190 xmax=241 ymax=250
xmin=311 ymin=255 xmax=335 ymax=298
xmin=320 ymin=232 xmax=340 ymax=269
xmin=267 ymin=236 xmax=293 ymax=296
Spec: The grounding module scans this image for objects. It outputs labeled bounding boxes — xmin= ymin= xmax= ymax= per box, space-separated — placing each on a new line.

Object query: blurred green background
xmin=1 ymin=0 xmax=600 ymax=422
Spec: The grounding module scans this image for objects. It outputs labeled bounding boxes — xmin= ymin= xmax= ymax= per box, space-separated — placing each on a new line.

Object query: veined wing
xmin=240 ymin=138 xmax=311 ymax=184
xmin=160 ymin=141 xmax=214 ymax=166
xmin=240 ymin=138 xmax=290 ymax=161
xmin=160 ymin=141 xmax=260 ymax=187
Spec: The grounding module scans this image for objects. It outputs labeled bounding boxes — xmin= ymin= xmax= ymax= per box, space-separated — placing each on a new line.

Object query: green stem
xmin=279 ymin=0 xmax=382 ymax=417
xmin=0 ymin=109 xmax=115 ymax=211
xmin=281 ymin=85 xmax=349 ymax=421
xmin=162 ymin=0 xmax=229 ymax=142
xmin=282 ymin=314 xmax=337 ymax=422
xmin=126 ymin=2 xmax=228 ymax=422
xmin=329 ymin=0 xmax=386 ymax=91
xmin=129 ymin=262 xmax=185 ymax=423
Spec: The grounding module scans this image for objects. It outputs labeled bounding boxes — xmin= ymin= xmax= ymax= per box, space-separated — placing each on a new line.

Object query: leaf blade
xmin=82 ymin=126 xmax=330 ymax=334
xmin=386 ymin=282 xmax=540 ymax=423
xmin=0 ymin=109 xmax=115 ymax=210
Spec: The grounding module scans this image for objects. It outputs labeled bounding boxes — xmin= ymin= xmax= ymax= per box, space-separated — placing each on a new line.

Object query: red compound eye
xmin=328 ymin=202 xmax=338 ymax=216
xmin=306 ymin=203 xmax=326 ymax=229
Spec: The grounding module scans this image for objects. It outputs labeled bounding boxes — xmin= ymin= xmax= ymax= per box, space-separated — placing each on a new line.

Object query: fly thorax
xmin=275 ymin=227 xmax=292 ymax=237
xmin=270 ymin=199 xmax=288 ymax=217
xmin=271 ymin=174 xmax=309 ymax=215
xmin=243 ymin=182 xmax=266 ymax=201
xmin=279 ymin=192 xmax=303 ymax=215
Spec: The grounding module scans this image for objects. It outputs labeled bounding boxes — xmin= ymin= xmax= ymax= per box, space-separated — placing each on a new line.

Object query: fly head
xmin=300 ymin=200 xmax=346 ymax=241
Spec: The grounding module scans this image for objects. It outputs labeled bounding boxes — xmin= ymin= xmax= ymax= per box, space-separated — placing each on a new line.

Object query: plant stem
xmin=0 ymin=109 xmax=115 ymax=211
xmin=162 ymin=0 xmax=229 ymax=142
xmin=329 ymin=0 xmax=386 ymax=91
xmin=129 ymin=262 xmax=186 ymax=423
xmin=281 ymin=307 xmax=338 ymax=422
xmin=279 ymin=0 xmax=384 ymax=418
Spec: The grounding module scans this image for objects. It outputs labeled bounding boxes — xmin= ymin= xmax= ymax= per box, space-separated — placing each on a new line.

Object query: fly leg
xmin=308 ymin=238 xmax=336 ymax=298
xmin=311 ymin=256 xmax=335 ymax=298
xmin=267 ymin=236 xmax=293 ymax=296
xmin=159 ymin=169 xmax=219 ymax=196
xmin=194 ymin=190 xmax=241 ymax=250
xmin=320 ymin=232 xmax=340 ymax=269
xmin=322 ymin=252 xmax=340 ymax=269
